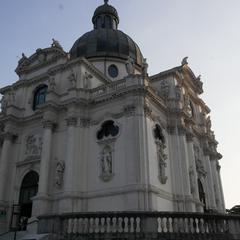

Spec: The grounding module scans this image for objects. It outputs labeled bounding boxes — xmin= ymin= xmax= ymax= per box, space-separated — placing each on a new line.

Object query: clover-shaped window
xmin=97 ymin=120 xmax=119 ymax=140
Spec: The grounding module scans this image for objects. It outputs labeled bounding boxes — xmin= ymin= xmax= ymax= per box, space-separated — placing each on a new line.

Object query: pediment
xmin=15 ymin=46 xmax=67 ymax=76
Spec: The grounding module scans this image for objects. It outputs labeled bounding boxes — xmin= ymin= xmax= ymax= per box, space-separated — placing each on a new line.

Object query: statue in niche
xmin=55 ymin=160 xmax=65 ymax=188
xmin=189 ymin=166 xmax=196 ymax=194
xmin=125 ymin=56 xmax=134 ymax=75
xmin=100 ymin=146 xmax=113 ymax=180
xmin=25 ymin=135 xmax=42 ymax=156
xmin=156 ymin=141 xmax=168 ymax=184
xmin=83 ymin=72 xmax=92 ymax=89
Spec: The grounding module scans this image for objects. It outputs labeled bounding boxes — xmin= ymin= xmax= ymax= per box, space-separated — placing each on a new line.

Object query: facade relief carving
xmin=123 ymin=104 xmax=136 ymax=117
xmin=100 ymin=145 xmax=113 ymax=181
xmin=194 ymin=145 xmax=206 ymax=177
xmin=83 ymin=72 xmax=93 ymax=89
xmin=125 ymin=56 xmax=135 ymax=75
xmin=25 ymin=135 xmax=43 ymax=159
xmin=96 ymin=120 xmax=120 ymax=182
xmin=55 ymin=160 xmax=65 ymax=188
xmin=189 ymin=166 xmax=196 ymax=194
xmin=68 ymin=71 xmax=77 ymax=89
xmin=153 ymin=124 xmax=168 ymax=184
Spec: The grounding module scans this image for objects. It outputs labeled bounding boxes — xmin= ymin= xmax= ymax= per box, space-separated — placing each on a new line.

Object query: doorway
xmin=19 ymin=171 xmax=39 ymax=221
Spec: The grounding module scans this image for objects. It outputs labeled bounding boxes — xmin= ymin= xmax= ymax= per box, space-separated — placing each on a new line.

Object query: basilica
xmin=0 ymin=1 xmax=238 ymax=240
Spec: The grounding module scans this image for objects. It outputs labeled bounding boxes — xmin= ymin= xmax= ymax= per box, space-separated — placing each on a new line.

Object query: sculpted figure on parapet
xmin=125 ymin=56 xmax=135 ymax=75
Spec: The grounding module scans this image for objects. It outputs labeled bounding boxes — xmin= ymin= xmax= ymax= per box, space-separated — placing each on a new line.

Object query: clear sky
xmin=0 ymin=0 xmax=239 ymax=209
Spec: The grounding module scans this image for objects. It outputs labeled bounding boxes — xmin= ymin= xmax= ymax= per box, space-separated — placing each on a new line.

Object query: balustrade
xmin=38 ymin=212 xmax=240 ymax=239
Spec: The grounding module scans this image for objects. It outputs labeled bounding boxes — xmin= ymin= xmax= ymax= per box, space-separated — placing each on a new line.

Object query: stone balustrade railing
xmin=38 ymin=211 xmax=240 ymax=239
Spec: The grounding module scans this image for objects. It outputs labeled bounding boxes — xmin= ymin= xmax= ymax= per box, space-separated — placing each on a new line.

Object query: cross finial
xmin=104 ymin=0 xmax=109 ymax=4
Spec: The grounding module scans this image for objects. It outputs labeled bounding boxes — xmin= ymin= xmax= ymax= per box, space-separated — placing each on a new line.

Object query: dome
xmin=69 ymin=0 xmax=144 ymax=67
xmin=70 ymin=29 xmax=143 ymax=67
xmin=92 ymin=1 xmax=119 ymax=25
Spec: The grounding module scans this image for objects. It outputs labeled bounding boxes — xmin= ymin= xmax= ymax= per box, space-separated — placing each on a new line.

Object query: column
xmin=0 ymin=132 xmax=13 ymax=204
xmin=64 ymin=117 xmax=77 ymax=193
xmin=59 ymin=116 xmax=77 ymax=213
xmin=32 ymin=120 xmax=54 ymax=216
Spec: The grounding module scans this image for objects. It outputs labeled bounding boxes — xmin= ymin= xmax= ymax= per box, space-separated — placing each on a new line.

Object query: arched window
xmin=19 ymin=171 xmax=39 ymax=220
xmin=33 ymin=85 xmax=48 ymax=110
xmin=154 ymin=124 xmax=165 ymax=144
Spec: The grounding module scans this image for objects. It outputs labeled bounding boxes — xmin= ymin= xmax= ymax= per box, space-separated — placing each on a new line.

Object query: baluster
xmin=67 ymin=218 xmax=73 ymax=234
xmin=163 ymin=217 xmax=168 ymax=233
xmin=157 ymin=217 xmax=162 ymax=233
xmin=77 ymin=218 xmax=83 ymax=233
xmin=136 ymin=217 xmax=141 ymax=233
xmin=100 ymin=217 xmax=105 ymax=233
xmin=179 ymin=218 xmax=184 ymax=233
xmin=124 ymin=217 xmax=129 ymax=232
xmin=165 ymin=217 xmax=170 ymax=232
xmin=195 ymin=218 xmax=200 ymax=233
xmin=199 ymin=218 xmax=205 ymax=233
xmin=118 ymin=217 xmax=123 ymax=233
xmin=72 ymin=218 xmax=78 ymax=234
xmin=168 ymin=217 xmax=173 ymax=233
xmin=95 ymin=218 xmax=100 ymax=233
xmin=173 ymin=218 xmax=179 ymax=233
xmin=106 ymin=217 xmax=111 ymax=233
xmin=190 ymin=218 xmax=195 ymax=233
xmin=130 ymin=217 xmax=134 ymax=233
xmin=89 ymin=218 xmax=94 ymax=233
xmin=83 ymin=218 xmax=89 ymax=233
xmin=112 ymin=217 xmax=117 ymax=233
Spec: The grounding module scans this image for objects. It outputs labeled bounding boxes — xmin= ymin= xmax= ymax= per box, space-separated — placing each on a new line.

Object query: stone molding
xmin=42 ymin=120 xmax=55 ymax=129
xmin=66 ymin=116 xmax=78 ymax=127
xmin=79 ymin=118 xmax=90 ymax=128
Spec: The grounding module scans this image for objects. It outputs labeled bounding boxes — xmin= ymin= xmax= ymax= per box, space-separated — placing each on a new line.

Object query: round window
xmin=108 ymin=65 xmax=118 ymax=78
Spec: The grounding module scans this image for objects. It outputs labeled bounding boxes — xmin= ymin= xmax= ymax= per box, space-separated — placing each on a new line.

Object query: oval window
xmin=108 ymin=64 xmax=118 ymax=78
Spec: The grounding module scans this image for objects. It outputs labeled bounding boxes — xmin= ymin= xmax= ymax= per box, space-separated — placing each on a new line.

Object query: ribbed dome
xmin=70 ymin=29 xmax=143 ymax=67
xmin=69 ymin=0 xmax=144 ymax=67
xmin=92 ymin=2 xmax=119 ymax=25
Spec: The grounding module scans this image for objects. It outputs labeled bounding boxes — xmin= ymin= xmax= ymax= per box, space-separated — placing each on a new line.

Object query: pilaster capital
xmin=66 ymin=117 xmax=78 ymax=127
xmin=42 ymin=120 xmax=55 ymax=129
xmin=79 ymin=118 xmax=90 ymax=128
xmin=1 ymin=131 xmax=17 ymax=141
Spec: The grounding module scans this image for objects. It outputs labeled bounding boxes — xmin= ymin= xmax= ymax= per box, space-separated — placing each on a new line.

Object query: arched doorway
xmin=19 ymin=171 xmax=39 ymax=220
xmin=198 ymin=178 xmax=207 ymax=212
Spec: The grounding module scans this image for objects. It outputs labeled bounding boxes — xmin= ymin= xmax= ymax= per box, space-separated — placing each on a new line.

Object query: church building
xmin=1 ymin=1 xmax=237 ymax=239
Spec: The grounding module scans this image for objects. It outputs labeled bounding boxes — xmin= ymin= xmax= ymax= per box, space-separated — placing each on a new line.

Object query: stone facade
xmin=0 ymin=0 xmax=225 ymax=235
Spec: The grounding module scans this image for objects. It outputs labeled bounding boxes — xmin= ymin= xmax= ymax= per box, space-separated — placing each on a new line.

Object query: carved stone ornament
xmin=0 ymin=95 xmax=7 ymax=114
xmin=99 ymin=145 xmax=114 ymax=182
xmin=83 ymin=72 xmax=93 ymax=89
xmin=68 ymin=71 xmax=77 ymax=88
xmin=189 ymin=166 xmax=196 ymax=194
xmin=142 ymin=58 xmax=148 ymax=77
xmin=25 ymin=135 xmax=43 ymax=159
xmin=156 ymin=140 xmax=168 ymax=184
xmin=48 ymin=76 xmax=56 ymax=91
xmin=125 ymin=56 xmax=135 ymax=75
xmin=55 ymin=160 xmax=65 ymax=188
xmin=123 ymin=104 xmax=136 ymax=117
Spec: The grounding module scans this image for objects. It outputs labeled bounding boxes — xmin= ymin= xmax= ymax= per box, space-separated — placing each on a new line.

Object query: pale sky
xmin=0 ymin=0 xmax=239 ymax=209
